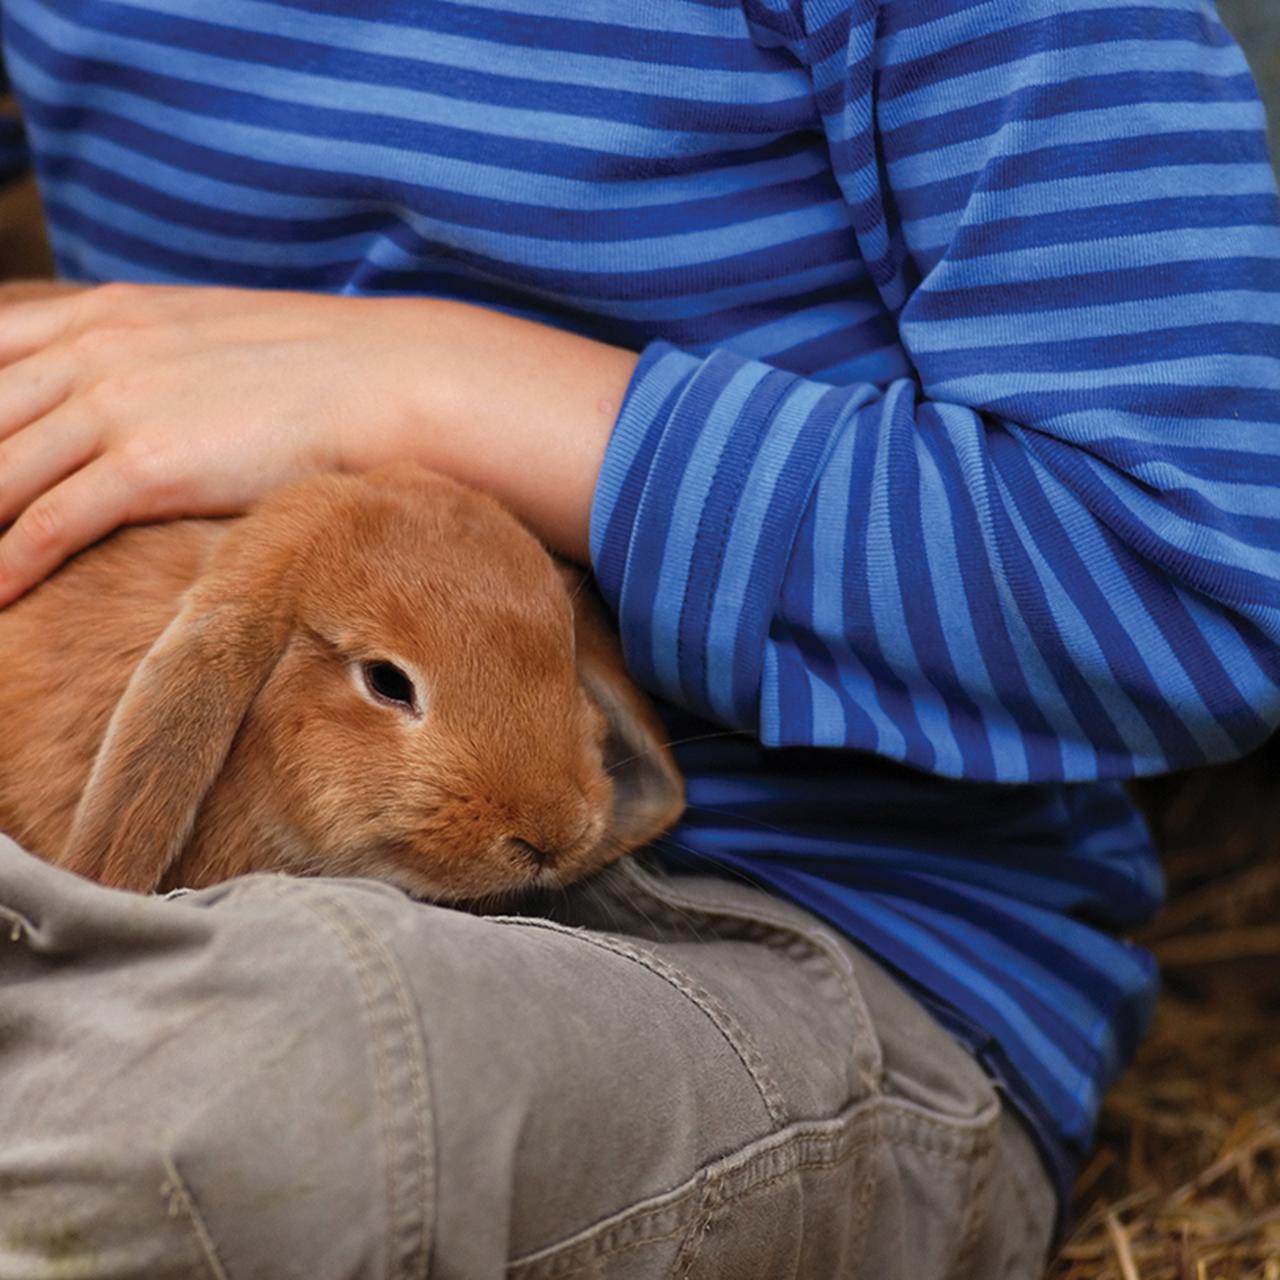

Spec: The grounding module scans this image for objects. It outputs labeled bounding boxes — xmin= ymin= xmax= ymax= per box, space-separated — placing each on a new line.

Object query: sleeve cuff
xmin=589 ymin=339 xmax=851 ymax=730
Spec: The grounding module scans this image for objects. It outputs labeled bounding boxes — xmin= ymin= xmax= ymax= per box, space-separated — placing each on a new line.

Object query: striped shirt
xmin=2 ymin=0 xmax=1278 ymax=1210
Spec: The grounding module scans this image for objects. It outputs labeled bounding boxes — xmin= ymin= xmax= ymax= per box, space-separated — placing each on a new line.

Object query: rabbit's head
xmin=61 ymin=466 xmax=683 ymax=899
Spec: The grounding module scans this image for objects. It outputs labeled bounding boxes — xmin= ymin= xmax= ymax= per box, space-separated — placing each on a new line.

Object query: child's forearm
xmin=342 ymin=298 xmax=638 ymax=565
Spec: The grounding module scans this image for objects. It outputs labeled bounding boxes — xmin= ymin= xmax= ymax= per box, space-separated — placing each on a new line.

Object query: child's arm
xmin=585 ymin=0 xmax=1280 ymax=782
xmin=0 ymin=0 xmax=1276 ymax=787
xmin=0 ymin=284 xmax=632 ymax=602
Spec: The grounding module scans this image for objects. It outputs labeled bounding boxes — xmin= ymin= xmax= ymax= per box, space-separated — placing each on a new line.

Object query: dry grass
xmin=1048 ymin=738 xmax=1280 ymax=1280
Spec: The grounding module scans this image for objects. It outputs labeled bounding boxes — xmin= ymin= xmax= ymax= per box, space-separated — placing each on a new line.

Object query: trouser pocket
xmin=525 ymin=857 xmax=1055 ymax=1280
xmin=552 ymin=856 xmax=888 ymax=1119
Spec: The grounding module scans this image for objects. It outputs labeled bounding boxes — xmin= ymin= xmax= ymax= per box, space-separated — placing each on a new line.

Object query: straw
xmin=1046 ymin=737 xmax=1280 ymax=1279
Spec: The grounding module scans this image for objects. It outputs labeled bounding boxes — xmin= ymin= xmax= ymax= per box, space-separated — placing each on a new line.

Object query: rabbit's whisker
xmin=606 ymin=728 xmax=742 ymax=777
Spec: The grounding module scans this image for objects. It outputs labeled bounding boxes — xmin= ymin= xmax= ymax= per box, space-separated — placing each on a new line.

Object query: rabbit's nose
xmin=508 ymin=837 xmax=555 ymax=870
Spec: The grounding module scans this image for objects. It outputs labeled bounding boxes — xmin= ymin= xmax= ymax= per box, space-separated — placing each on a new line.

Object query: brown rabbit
xmin=0 ymin=464 xmax=683 ymax=900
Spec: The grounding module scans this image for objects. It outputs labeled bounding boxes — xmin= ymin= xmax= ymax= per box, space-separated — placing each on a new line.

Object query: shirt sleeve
xmin=589 ymin=0 xmax=1280 ymax=784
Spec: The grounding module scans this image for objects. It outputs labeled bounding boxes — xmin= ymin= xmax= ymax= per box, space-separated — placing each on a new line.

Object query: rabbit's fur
xmin=0 ymin=464 xmax=683 ymax=899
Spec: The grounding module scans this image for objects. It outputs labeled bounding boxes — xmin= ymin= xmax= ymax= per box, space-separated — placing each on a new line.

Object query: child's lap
xmin=0 ymin=837 xmax=1054 ymax=1279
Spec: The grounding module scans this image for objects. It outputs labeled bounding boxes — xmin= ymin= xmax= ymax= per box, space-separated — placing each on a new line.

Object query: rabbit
xmin=0 ymin=463 xmax=684 ymax=901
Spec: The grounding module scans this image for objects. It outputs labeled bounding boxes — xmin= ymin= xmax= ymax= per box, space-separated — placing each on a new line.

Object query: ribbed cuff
xmin=589 ymin=339 xmax=847 ymax=730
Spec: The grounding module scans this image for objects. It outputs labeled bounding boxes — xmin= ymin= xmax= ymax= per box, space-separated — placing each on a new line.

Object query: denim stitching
xmin=510 ymin=1091 xmax=1007 ymax=1278
xmin=951 ymin=1120 xmax=997 ymax=1280
xmin=671 ymin=1175 xmax=715 ymax=1279
xmin=993 ymin=1115 xmax=1057 ymax=1278
xmin=875 ymin=1095 xmax=1000 ymax=1153
xmin=616 ymin=861 xmax=884 ymax=1091
xmin=280 ymin=885 xmax=431 ymax=1280
xmin=509 ymin=1105 xmax=885 ymax=1278
xmin=288 ymin=892 xmax=401 ymax=1280
xmin=306 ymin=888 xmax=434 ymax=1280
xmin=498 ymin=915 xmax=789 ymax=1126
xmin=160 ymin=1153 xmax=233 ymax=1280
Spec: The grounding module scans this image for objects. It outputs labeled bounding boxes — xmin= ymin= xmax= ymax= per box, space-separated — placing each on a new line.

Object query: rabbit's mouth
xmin=346 ymin=840 xmax=556 ymax=906
xmin=348 ymin=855 xmax=466 ymax=904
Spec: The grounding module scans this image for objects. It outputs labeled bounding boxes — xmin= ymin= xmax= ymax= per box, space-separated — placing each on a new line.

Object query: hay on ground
xmin=1048 ymin=739 xmax=1280 ymax=1280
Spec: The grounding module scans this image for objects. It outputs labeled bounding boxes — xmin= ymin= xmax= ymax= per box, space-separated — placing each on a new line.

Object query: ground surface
xmin=1047 ymin=743 xmax=1280 ymax=1279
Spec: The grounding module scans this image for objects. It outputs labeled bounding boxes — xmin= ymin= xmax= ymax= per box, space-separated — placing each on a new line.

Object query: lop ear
xmin=61 ymin=546 xmax=295 ymax=894
xmin=564 ymin=568 xmax=685 ymax=851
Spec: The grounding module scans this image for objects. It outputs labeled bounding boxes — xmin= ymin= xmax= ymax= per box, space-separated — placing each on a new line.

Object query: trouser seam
xmin=671 ymin=1175 xmax=714 ymax=1280
xmin=618 ymin=861 xmax=884 ymax=1092
xmin=159 ymin=1153 xmax=233 ymax=1280
xmin=508 ymin=1093 xmax=991 ymax=1278
xmin=949 ymin=1117 xmax=998 ymax=1280
xmin=495 ymin=915 xmax=789 ymax=1127
xmin=279 ymin=883 xmax=433 ymax=1280
xmin=508 ymin=1124 xmax=878 ymax=1278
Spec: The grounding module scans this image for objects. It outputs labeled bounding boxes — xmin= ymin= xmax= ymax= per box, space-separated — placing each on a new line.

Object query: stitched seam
xmin=951 ymin=1123 xmax=997 ymax=1280
xmin=302 ymin=890 xmax=433 ymax=1280
xmin=671 ymin=1175 xmax=714 ymax=1280
xmin=510 ymin=1129 xmax=854 ymax=1270
xmin=848 ymin=1103 xmax=881 ymax=1256
xmin=511 ymin=1126 xmax=884 ymax=1277
xmin=875 ymin=1095 xmax=999 ymax=1147
xmin=511 ymin=1199 xmax=703 ymax=1279
xmin=285 ymin=890 xmax=430 ymax=1280
xmin=358 ymin=923 xmax=434 ymax=1280
xmin=512 ymin=1097 xmax=889 ymax=1274
xmin=622 ymin=864 xmax=849 ymax=983
xmin=703 ymin=1148 xmax=866 ymax=1205
xmin=1007 ymin=1143 xmax=1050 ymax=1229
xmin=285 ymin=892 xmax=402 ymax=1280
xmin=623 ymin=862 xmax=862 ymax=1008
xmin=160 ymin=1154 xmax=233 ymax=1280
xmin=500 ymin=916 xmax=789 ymax=1126
xmin=512 ymin=1091 xmax=1001 ymax=1275
xmin=619 ymin=862 xmax=882 ymax=1090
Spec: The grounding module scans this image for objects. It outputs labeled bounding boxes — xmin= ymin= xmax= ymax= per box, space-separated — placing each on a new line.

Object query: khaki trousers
xmin=0 ymin=835 xmax=1056 ymax=1278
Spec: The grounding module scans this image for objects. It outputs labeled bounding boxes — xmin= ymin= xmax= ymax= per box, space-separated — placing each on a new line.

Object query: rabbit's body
xmin=0 ymin=467 xmax=683 ymax=898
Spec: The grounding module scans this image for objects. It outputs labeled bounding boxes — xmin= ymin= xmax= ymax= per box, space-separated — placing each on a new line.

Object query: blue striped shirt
xmin=2 ymin=0 xmax=1278 ymax=1212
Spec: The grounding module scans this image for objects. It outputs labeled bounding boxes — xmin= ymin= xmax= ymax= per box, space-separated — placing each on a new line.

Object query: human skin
xmin=0 ymin=282 xmax=639 ymax=605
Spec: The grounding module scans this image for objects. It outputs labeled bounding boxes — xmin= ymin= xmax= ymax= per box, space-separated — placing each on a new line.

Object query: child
xmin=0 ymin=0 xmax=1276 ymax=1273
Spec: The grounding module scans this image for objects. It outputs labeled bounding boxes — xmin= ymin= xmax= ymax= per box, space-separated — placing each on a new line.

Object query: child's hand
xmin=0 ymin=280 xmax=634 ymax=606
xmin=0 ymin=283 xmax=447 ymax=605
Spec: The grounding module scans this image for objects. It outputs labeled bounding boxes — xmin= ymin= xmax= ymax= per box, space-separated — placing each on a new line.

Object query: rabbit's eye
xmin=361 ymin=660 xmax=418 ymax=713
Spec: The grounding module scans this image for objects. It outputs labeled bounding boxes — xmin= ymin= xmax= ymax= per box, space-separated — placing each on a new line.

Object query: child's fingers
xmin=0 ymin=290 xmax=82 ymax=367
xmin=0 ymin=403 xmax=100 ymax=529
xmin=0 ymin=344 xmax=75 ymax=444
xmin=0 ymin=458 xmax=130 ymax=607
